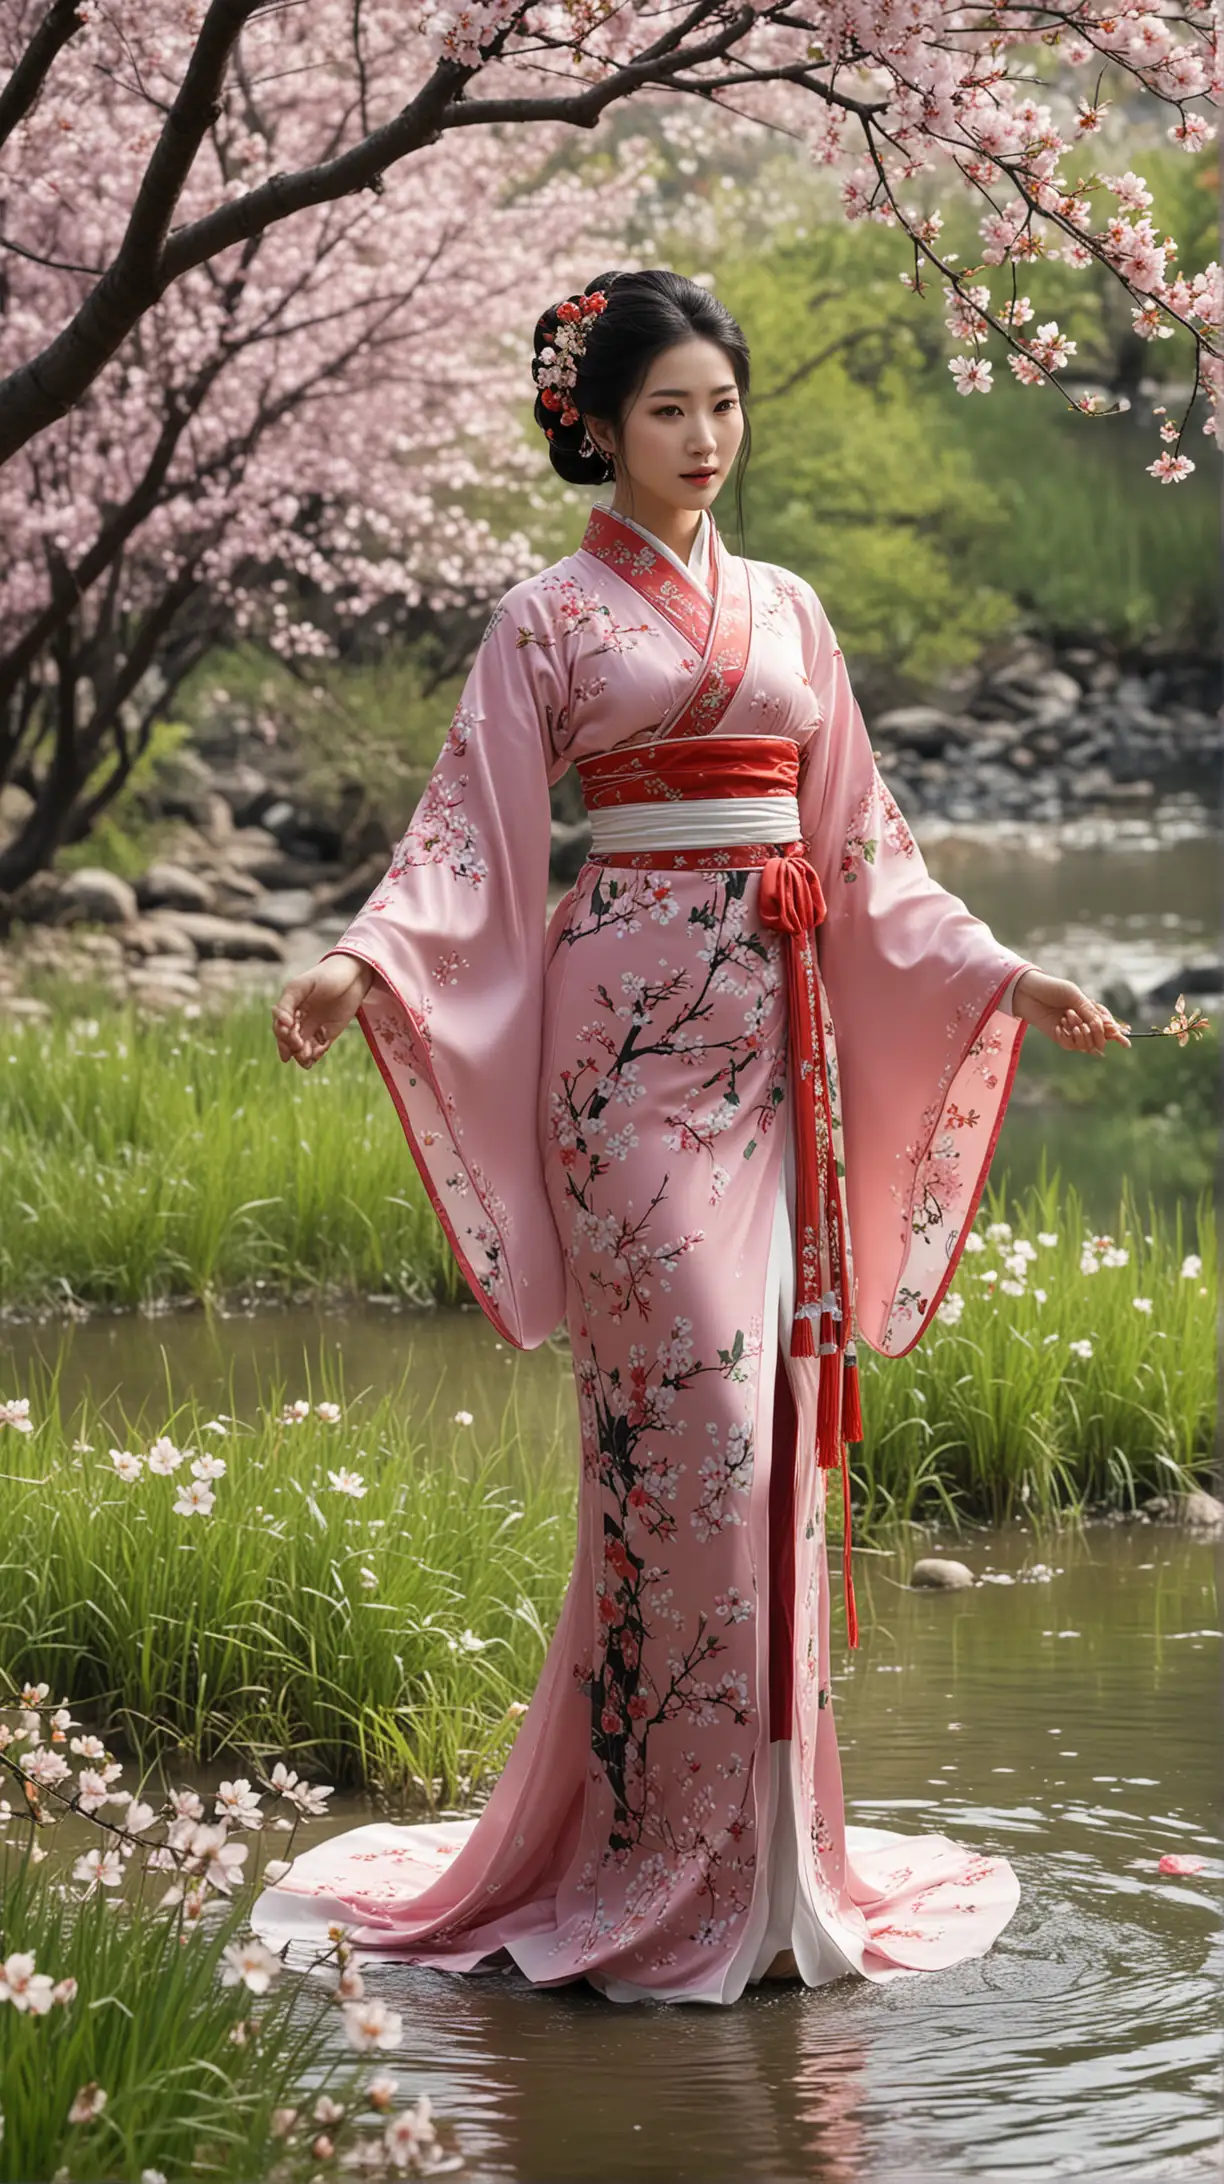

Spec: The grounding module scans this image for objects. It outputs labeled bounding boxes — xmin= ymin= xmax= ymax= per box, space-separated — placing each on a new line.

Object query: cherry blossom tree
xmin=0 ymin=9 xmax=651 ymax=889
xmin=0 ymin=0 xmax=1217 ymax=889
xmin=3 ymin=0 xmax=1216 ymax=464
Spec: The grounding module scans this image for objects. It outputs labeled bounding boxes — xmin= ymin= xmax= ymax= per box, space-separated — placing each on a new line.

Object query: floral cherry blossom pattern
xmin=255 ymin=505 xmax=1028 ymax=2003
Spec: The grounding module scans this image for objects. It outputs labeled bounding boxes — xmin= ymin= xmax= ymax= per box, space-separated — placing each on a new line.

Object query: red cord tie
xmin=759 ymin=845 xmax=861 ymax=1650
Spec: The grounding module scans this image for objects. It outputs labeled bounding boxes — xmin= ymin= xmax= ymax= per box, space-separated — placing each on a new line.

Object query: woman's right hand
xmin=272 ymin=954 xmax=376 ymax=1069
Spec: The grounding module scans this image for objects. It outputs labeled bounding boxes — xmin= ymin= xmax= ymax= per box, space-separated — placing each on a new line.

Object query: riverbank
xmin=0 ymin=628 xmax=1218 ymax=1028
xmin=1 ymin=1179 xmax=1214 ymax=1804
xmin=0 ymin=977 xmax=1214 ymax=1322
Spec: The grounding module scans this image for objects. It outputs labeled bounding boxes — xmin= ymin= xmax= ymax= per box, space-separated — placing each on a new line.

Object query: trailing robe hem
xmin=269 ymin=503 xmax=1031 ymax=2005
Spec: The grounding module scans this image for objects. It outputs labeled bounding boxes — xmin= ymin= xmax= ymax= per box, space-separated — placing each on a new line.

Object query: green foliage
xmin=56 ymin=717 xmax=195 ymax=882
xmin=0 ymin=995 xmax=459 ymax=1314
xmin=711 ymin=222 xmax=1018 ymax=682
xmin=851 ymin=1173 xmax=1215 ymax=1536
xmin=0 ymin=1845 xmax=378 ymax=2184
xmin=0 ymin=1361 xmax=576 ymax=1801
xmin=996 ymin=1018 xmax=1219 ymax=1209
xmin=920 ymin=374 xmax=1218 ymax=643
xmin=174 ymin=640 xmax=464 ymax=809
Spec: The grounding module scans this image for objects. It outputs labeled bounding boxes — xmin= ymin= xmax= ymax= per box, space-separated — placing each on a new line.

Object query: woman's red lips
xmin=682 ymin=469 xmax=716 ymax=478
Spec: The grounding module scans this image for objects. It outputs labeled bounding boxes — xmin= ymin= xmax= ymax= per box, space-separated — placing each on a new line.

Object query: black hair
xmin=531 ymin=268 xmax=752 ymax=547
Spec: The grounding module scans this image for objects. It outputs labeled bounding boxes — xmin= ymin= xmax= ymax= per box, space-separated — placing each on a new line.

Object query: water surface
xmin=256 ymin=1525 xmax=1224 ymax=2181
xmin=12 ymin=1524 xmax=1216 ymax=2180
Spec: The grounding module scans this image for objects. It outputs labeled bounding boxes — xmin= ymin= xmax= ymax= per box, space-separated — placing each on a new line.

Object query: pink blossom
xmin=1146 ymin=451 xmax=1196 ymax=482
xmin=948 ymin=356 xmax=994 ymax=395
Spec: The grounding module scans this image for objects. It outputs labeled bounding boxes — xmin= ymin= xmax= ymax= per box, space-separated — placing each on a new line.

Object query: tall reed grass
xmin=0 ymin=993 xmax=1215 ymax=1313
xmin=0 ymin=1367 xmax=576 ymax=1802
xmin=0 ymin=998 xmax=458 ymax=1315
xmin=0 ymin=1697 xmax=459 ymax=2183
xmin=0 ymin=1169 xmax=1212 ymax=1802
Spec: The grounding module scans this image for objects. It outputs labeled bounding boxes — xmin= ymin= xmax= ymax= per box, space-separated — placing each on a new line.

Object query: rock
xmin=1066 ymin=765 xmax=1117 ymax=801
xmin=1144 ymin=962 xmax=1223 ymax=1006
xmin=238 ymin=851 xmax=346 ymax=892
xmin=1143 ymin=1489 xmax=1223 ymax=1531
xmin=260 ymin=797 xmax=296 ymax=837
xmin=127 ymin=962 xmax=201 ymax=997
xmin=991 ymin=666 xmax=1083 ymax=712
xmin=134 ymin=861 xmax=218 ymax=914
xmin=872 ymin=706 xmax=969 ymax=756
xmin=214 ymin=828 xmax=283 ymax=870
xmin=313 ymin=853 xmax=389 ymax=918
xmin=343 ymin=813 xmax=396 ymax=864
xmin=0 ymin=782 xmax=36 ymax=849
xmin=72 ymin=930 xmax=127 ymax=967
xmin=4 ymin=994 xmax=52 ymax=1022
xmin=247 ymin=889 xmax=317 ymax=933
xmin=1096 ymin=779 xmax=1156 ymax=803
xmin=127 ymin=979 xmax=200 ymax=1014
xmin=157 ymin=911 xmax=287 ymax=962
xmin=910 ymin=1557 xmax=975 ymax=1590
xmin=1101 ymin=979 xmax=1138 ymax=1020
xmin=209 ymin=764 xmax=277 ymax=826
xmin=57 ymin=867 xmax=139 ymax=926
xmin=1179 ymin=1489 xmax=1224 ymax=1532
xmin=209 ymin=868 xmax=264 ymax=906
xmin=201 ymin=790 xmax=236 ymax=846
xmin=123 ymin=914 xmax=200 ymax=961
xmin=6 ymin=870 xmax=64 ymax=925
xmin=149 ymin=748 xmax=216 ymax=826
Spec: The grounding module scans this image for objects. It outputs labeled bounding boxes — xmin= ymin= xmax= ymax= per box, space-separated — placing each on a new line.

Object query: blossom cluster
xmin=0 ymin=1679 xmax=461 ymax=2173
xmin=934 ymin=1219 xmax=1207 ymax=1343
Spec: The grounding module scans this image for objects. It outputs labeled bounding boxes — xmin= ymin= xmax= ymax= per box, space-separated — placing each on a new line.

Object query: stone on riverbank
xmin=1143 ymin=1489 xmax=1224 ymax=1532
xmin=910 ymin=1557 xmax=976 ymax=1589
xmin=134 ymin=861 xmax=218 ymax=914
xmin=160 ymin=911 xmax=288 ymax=961
xmin=58 ymin=867 xmax=139 ymax=925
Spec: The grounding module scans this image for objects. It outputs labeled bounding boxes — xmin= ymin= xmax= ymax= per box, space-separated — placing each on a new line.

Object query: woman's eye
xmin=655 ymin=401 xmax=737 ymax=416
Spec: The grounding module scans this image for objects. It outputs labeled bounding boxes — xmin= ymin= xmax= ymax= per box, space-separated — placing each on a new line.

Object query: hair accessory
xmin=534 ymin=289 xmax=609 ymax=439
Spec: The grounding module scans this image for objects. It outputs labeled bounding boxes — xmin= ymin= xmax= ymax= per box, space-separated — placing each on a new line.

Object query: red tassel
xmin=842 ymin=1354 xmax=863 ymax=1445
xmin=842 ymin=1453 xmax=859 ymax=1648
xmin=816 ymin=1339 xmax=841 ymax=1469
xmin=790 ymin=1312 xmax=816 ymax=1358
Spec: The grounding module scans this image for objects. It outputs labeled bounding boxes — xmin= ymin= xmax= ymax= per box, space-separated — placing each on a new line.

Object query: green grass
xmin=0 ymin=1171 xmax=1212 ymax=1807
xmin=0 ymin=991 xmax=459 ymax=1316
xmin=0 ymin=1361 xmax=576 ymax=1804
xmin=0 ymin=990 xmax=1215 ymax=1315
xmin=0 ymin=1835 xmax=403 ymax=2184
xmin=853 ymin=1167 xmax=1215 ymax=1530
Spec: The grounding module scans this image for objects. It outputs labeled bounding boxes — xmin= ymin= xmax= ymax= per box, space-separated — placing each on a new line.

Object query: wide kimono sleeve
xmin=322 ymin=576 xmax=572 ymax=1350
xmin=794 ymin=580 xmax=1037 ymax=1358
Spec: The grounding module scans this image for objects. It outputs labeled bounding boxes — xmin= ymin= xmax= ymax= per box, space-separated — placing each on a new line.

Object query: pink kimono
xmin=251 ymin=503 xmax=1031 ymax=2004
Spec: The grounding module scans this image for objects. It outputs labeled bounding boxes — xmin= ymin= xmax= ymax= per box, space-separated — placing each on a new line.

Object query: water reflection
xmin=0 ymin=1303 xmax=574 ymax=1453
xmin=919 ymin=825 xmax=1216 ymax=1002
xmin=259 ymin=1526 xmax=1216 ymax=2184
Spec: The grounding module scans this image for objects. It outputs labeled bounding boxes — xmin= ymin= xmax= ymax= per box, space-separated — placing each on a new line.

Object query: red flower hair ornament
xmin=533 ymin=288 xmax=609 ymax=452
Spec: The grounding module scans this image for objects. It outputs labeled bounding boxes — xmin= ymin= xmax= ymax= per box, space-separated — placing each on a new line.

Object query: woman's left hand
xmin=1012 ymin=968 xmax=1131 ymax=1055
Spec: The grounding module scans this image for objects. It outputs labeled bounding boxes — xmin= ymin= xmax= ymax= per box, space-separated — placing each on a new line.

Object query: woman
xmin=255 ymin=270 xmax=1129 ymax=2006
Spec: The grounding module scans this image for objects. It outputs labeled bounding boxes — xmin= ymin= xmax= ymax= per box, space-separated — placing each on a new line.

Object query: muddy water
xmin=280 ymin=1524 xmax=1219 ymax=2184
xmin=4 ymin=823 xmax=1219 ymax=2178
xmin=19 ymin=1523 xmax=1217 ymax=2182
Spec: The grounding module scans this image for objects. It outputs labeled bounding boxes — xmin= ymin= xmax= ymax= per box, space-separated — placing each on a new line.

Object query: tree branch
xmin=0 ymin=0 xmax=87 ymax=155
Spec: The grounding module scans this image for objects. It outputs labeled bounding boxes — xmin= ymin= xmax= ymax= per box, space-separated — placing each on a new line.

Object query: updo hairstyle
xmin=530 ymin=268 xmax=752 ymax=497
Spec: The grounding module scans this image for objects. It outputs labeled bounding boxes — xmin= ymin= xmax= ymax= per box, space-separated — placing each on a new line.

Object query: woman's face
xmin=586 ymin=335 xmax=744 ymax=519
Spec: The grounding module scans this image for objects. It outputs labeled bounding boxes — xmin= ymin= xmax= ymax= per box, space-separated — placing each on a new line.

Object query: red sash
xmin=577 ymin=732 xmax=862 ymax=1650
